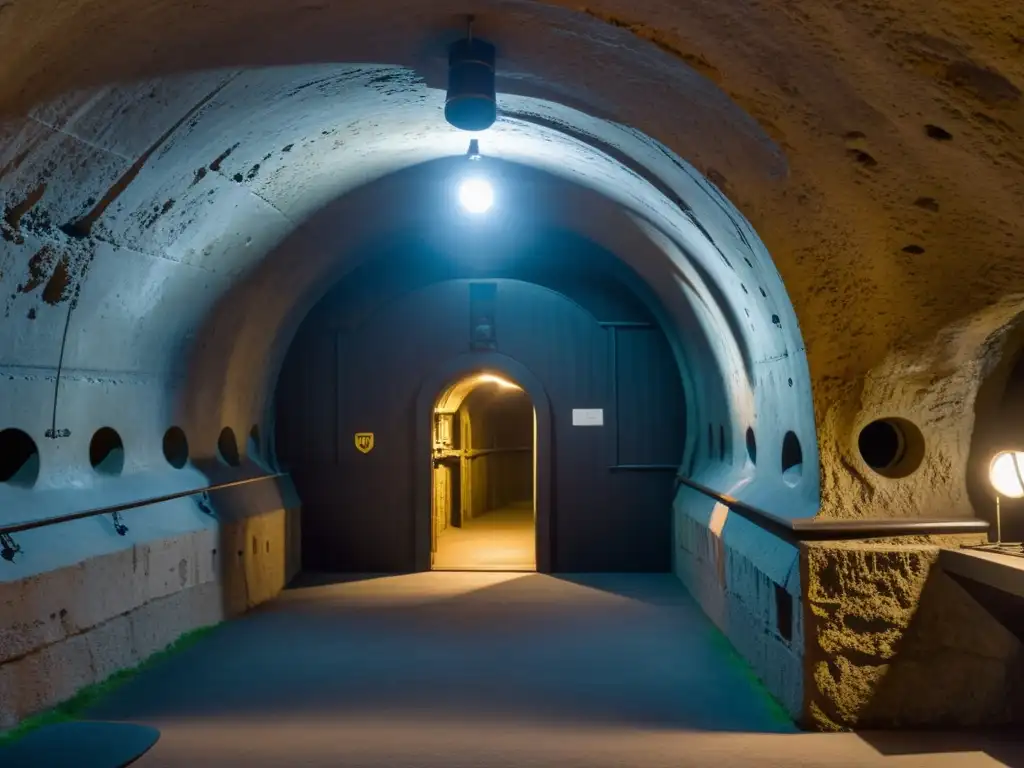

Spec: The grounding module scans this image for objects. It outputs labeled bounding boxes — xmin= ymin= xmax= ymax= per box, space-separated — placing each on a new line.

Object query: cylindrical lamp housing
xmin=445 ymin=37 xmax=497 ymax=132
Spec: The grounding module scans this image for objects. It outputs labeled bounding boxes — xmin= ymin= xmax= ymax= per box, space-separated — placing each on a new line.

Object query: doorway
xmin=431 ymin=372 xmax=536 ymax=571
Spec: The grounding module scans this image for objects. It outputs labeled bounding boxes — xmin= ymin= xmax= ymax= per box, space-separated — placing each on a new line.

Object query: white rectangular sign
xmin=572 ymin=408 xmax=604 ymax=427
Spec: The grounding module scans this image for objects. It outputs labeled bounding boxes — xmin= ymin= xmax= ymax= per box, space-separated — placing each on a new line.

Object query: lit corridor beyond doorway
xmin=433 ymin=504 xmax=536 ymax=571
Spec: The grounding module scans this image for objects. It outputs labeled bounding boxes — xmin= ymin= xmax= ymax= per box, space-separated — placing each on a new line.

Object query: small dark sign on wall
xmin=470 ymin=282 xmax=497 ymax=351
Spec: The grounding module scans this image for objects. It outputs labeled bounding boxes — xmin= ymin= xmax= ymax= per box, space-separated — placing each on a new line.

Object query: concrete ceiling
xmin=0 ymin=0 xmax=1021 ymax=524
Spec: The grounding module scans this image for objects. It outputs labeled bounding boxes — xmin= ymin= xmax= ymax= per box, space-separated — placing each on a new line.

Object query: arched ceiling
xmin=0 ymin=0 xmax=1021 ymax=524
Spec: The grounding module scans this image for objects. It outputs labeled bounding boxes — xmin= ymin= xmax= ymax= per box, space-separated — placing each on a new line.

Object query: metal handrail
xmin=675 ymin=475 xmax=990 ymax=543
xmin=0 ymin=472 xmax=288 ymax=537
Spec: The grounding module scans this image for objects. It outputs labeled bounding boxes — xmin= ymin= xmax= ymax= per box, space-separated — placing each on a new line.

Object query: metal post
xmin=996 ymin=495 xmax=1002 ymax=544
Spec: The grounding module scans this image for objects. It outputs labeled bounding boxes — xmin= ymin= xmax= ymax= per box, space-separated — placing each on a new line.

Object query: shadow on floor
xmin=859 ymin=729 xmax=1024 ymax=767
xmin=84 ymin=572 xmax=793 ymax=735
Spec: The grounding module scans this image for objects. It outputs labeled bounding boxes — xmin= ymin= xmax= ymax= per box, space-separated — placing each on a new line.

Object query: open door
xmin=430 ymin=371 xmax=535 ymax=571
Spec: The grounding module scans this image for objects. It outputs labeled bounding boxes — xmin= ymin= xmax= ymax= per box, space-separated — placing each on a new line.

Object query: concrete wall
xmin=0 ymin=474 xmax=300 ymax=730
xmin=673 ymin=483 xmax=805 ymax=719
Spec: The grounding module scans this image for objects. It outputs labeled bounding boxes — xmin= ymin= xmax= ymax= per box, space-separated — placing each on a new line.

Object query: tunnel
xmin=1 ymin=2 xmax=1023 ymax=765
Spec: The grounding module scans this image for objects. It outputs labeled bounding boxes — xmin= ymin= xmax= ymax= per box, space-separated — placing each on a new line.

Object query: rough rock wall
xmin=574 ymin=0 xmax=1024 ymax=519
xmin=801 ymin=541 xmax=1023 ymax=730
xmin=0 ymin=476 xmax=301 ymax=729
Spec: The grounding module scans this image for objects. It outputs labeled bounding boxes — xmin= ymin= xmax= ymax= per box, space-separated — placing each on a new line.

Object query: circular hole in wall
xmin=857 ymin=418 xmax=925 ymax=478
xmin=248 ymin=424 xmax=261 ymax=459
xmin=163 ymin=427 xmax=190 ymax=469
xmin=745 ymin=427 xmax=757 ymax=465
xmin=781 ymin=431 xmax=803 ymax=486
xmin=218 ymin=427 xmax=241 ymax=467
xmin=90 ymin=427 xmax=125 ymax=475
xmin=0 ymin=428 xmax=40 ymax=487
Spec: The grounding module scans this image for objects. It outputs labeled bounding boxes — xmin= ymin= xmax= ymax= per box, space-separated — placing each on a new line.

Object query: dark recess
xmin=0 ymin=428 xmax=40 ymax=486
xmin=218 ymin=427 xmax=241 ymax=467
xmin=775 ymin=583 xmax=793 ymax=642
xmin=163 ymin=427 xmax=190 ymax=469
xmin=858 ymin=420 xmax=902 ymax=470
xmin=781 ymin=431 xmax=802 ymax=476
xmin=924 ymin=124 xmax=953 ymax=140
xmin=89 ymin=427 xmax=125 ymax=475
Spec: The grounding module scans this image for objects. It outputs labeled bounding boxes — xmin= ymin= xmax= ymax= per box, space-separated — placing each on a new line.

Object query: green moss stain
xmin=707 ymin=628 xmax=797 ymax=729
xmin=0 ymin=623 xmax=222 ymax=746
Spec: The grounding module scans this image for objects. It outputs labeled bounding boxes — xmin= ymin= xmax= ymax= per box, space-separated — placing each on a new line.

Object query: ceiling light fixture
xmin=444 ymin=16 xmax=497 ymax=132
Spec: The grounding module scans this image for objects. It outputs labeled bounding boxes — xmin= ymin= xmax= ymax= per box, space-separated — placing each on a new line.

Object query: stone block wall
xmin=0 ymin=474 xmax=301 ymax=729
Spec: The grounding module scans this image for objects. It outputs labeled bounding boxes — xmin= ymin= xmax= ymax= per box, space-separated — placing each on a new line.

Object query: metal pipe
xmin=609 ymin=325 xmax=618 ymax=467
xmin=675 ymin=475 xmax=989 ymax=543
xmin=0 ymin=473 xmax=288 ymax=536
xmin=609 ymin=464 xmax=679 ymax=472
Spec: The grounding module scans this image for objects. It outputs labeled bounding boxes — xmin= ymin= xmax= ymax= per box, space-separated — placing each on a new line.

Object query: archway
xmin=430 ymin=371 xmax=536 ymax=571
xmin=415 ymin=352 xmax=553 ymax=573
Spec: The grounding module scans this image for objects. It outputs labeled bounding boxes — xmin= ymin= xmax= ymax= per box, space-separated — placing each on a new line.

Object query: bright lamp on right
xmin=987 ymin=450 xmax=1024 ymax=544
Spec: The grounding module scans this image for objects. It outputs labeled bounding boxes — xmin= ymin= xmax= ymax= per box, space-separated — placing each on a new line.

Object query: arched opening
xmin=0 ymin=429 xmax=40 ymax=487
xmin=430 ymin=371 xmax=536 ymax=571
xmin=89 ymin=427 xmax=125 ymax=476
xmin=162 ymin=426 xmax=190 ymax=469
xmin=0 ymin=15 xmax=831 ymax=740
xmin=781 ymin=431 xmax=803 ymax=486
xmin=248 ymin=425 xmax=262 ymax=462
xmin=217 ymin=427 xmax=241 ymax=467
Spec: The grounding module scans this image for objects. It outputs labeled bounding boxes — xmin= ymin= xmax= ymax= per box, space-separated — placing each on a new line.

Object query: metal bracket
xmin=194 ymin=492 xmax=216 ymax=518
xmin=111 ymin=511 xmax=129 ymax=536
xmin=1 ymin=532 xmax=22 ymax=562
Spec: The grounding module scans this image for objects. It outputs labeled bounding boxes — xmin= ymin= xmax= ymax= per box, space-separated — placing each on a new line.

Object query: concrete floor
xmin=433 ymin=505 xmax=536 ymax=570
xmin=81 ymin=573 xmax=1021 ymax=767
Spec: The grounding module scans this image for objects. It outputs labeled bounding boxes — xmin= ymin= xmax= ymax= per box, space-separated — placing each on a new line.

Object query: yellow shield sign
xmin=354 ymin=432 xmax=375 ymax=454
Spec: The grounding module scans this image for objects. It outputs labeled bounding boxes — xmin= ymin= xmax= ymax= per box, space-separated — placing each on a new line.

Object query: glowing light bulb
xmin=458 ymin=177 xmax=494 ymax=214
xmin=989 ymin=450 xmax=1024 ymax=499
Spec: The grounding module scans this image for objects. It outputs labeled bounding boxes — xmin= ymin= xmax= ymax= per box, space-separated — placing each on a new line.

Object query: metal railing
xmin=0 ymin=473 xmax=287 ymax=538
xmin=675 ymin=475 xmax=990 ymax=544
xmin=0 ymin=469 xmax=989 ymax=558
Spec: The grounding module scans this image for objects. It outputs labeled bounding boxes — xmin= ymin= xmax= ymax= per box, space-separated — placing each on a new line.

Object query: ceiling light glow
xmin=476 ymin=373 xmax=520 ymax=390
xmin=458 ymin=177 xmax=494 ymax=214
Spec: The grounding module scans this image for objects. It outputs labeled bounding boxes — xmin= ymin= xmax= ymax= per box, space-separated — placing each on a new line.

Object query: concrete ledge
xmin=939 ymin=547 xmax=1024 ymax=599
xmin=0 ymin=474 xmax=301 ymax=729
